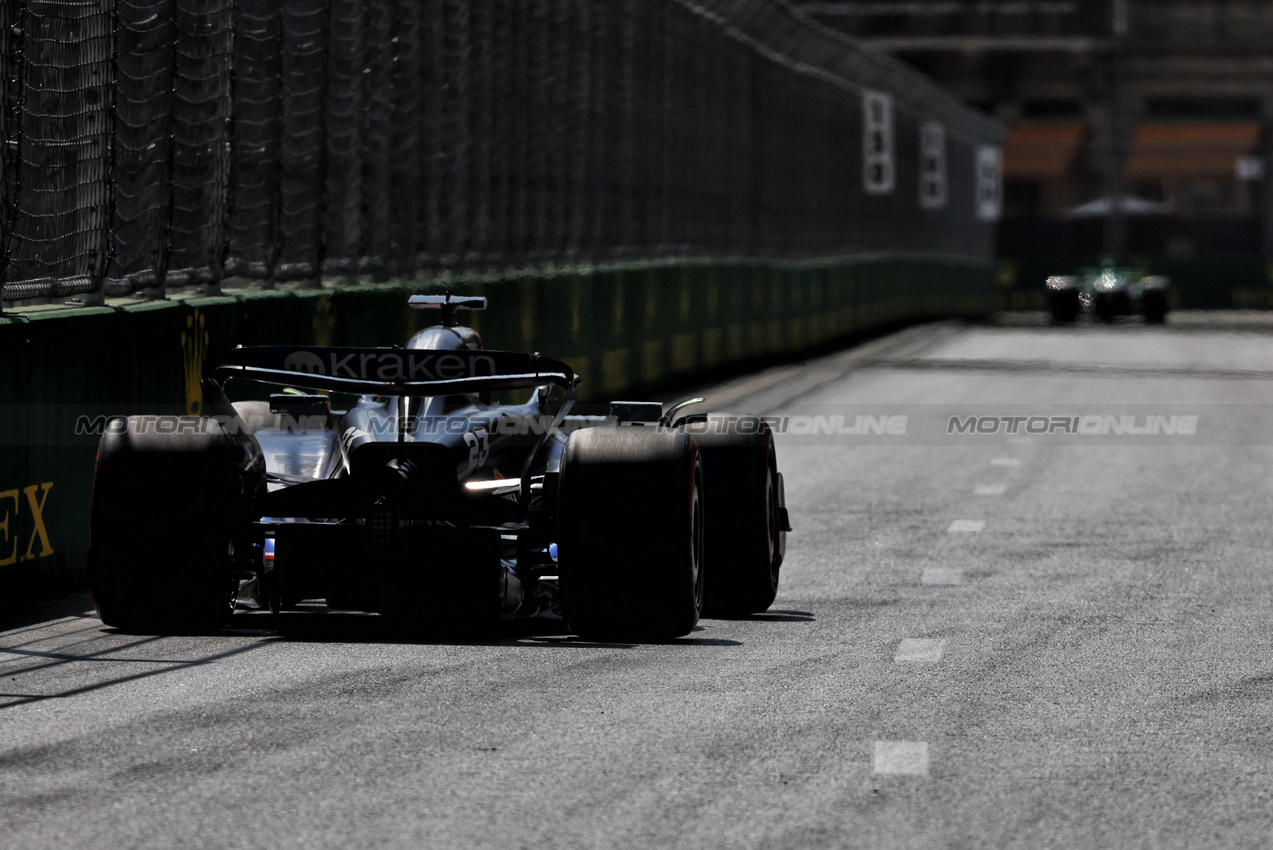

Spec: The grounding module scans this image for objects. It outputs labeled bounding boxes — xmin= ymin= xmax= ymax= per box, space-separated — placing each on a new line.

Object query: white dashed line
xmin=975 ymin=484 xmax=1007 ymax=496
xmin=894 ymin=639 xmax=946 ymax=663
xmin=873 ymin=741 xmax=929 ymax=776
xmin=991 ymin=457 xmax=1020 ymax=467
xmin=947 ymin=519 xmax=985 ymax=533
xmin=921 ymin=568 xmax=963 ymax=586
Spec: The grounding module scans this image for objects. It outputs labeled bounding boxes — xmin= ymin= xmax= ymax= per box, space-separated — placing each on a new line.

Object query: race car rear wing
xmin=203 ymin=346 xmax=576 ymax=397
xmin=203 ymin=345 xmax=579 ymax=515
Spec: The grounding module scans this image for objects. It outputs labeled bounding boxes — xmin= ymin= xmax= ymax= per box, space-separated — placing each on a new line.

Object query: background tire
xmin=1094 ymin=294 xmax=1115 ymax=324
xmin=1048 ymin=289 xmax=1080 ymax=324
xmin=693 ymin=414 xmax=784 ymax=618
xmin=1143 ymin=289 xmax=1168 ymax=324
xmin=90 ymin=416 xmax=261 ymax=633
xmin=558 ymin=427 xmax=704 ymax=641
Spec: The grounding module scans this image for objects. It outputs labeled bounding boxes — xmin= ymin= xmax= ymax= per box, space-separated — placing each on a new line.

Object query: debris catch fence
xmin=0 ymin=0 xmax=1001 ymax=306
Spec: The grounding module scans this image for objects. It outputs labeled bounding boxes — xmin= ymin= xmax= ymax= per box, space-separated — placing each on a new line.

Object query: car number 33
xmin=463 ymin=428 xmax=490 ymax=474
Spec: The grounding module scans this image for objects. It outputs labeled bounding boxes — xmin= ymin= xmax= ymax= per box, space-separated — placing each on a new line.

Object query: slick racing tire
xmin=690 ymin=415 xmax=785 ymax=618
xmin=1093 ymin=294 xmax=1115 ymax=324
xmin=90 ymin=416 xmax=261 ymax=633
xmin=1048 ymin=289 xmax=1080 ymax=324
xmin=558 ymin=427 xmax=704 ymax=641
xmin=1143 ymin=289 xmax=1168 ymax=324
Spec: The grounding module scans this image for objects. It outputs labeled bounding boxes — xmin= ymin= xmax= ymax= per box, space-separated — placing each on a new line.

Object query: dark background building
xmin=789 ymin=0 xmax=1273 ymax=303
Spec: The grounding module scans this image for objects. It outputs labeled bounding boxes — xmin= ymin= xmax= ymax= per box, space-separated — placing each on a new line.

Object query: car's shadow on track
xmin=227 ymin=609 xmax=559 ymax=645
xmin=514 ymin=630 xmax=743 ymax=649
xmin=228 ymin=610 xmax=746 ymax=647
xmin=3 ymin=595 xmax=805 ymax=650
xmin=736 ymin=609 xmax=815 ymax=622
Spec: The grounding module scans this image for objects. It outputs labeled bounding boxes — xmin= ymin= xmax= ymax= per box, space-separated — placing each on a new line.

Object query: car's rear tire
xmin=1093 ymin=294 xmax=1115 ymax=324
xmin=1143 ymin=289 xmax=1168 ymax=324
xmin=90 ymin=416 xmax=261 ymax=633
xmin=557 ymin=427 xmax=704 ymax=641
xmin=692 ymin=414 xmax=785 ymax=618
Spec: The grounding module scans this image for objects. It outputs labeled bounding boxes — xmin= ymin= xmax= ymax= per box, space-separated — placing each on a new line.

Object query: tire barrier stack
xmin=0 ymin=1 xmax=1002 ymax=601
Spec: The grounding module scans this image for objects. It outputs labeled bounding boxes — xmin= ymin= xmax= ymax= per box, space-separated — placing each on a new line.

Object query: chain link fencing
xmin=0 ymin=0 xmax=1002 ymax=305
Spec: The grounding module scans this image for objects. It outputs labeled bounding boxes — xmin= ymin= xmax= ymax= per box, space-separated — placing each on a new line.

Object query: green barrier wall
xmin=0 ymin=255 xmax=994 ymax=604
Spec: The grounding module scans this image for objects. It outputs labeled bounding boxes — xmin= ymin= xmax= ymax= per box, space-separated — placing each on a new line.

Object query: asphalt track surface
xmin=6 ymin=312 xmax=1273 ymax=849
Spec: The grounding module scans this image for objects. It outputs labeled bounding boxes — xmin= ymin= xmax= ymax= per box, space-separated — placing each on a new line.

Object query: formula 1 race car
xmin=89 ymin=295 xmax=790 ymax=640
xmin=1046 ymin=264 xmax=1170 ymax=325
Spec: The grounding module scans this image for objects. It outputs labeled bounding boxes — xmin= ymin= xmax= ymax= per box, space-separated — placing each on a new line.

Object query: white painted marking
xmin=895 ymin=638 xmax=946 ymax=663
xmin=991 ymin=457 xmax=1020 ymax=467
xmin=921 ymin=568 xmax=962 ymax=586
xmin=947 ymin=519 xmax=985 ymax=533
xmin=873 ymin=741 xmax=929 ymax=775
xmin=975 ymin=484 xmax=1007 ymax=496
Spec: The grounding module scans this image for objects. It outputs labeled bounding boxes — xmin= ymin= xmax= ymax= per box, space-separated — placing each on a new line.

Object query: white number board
xmin=976 ymin=145 xmax=1002 ymax=221
xmin=863 ymin=91 xmax=895 ymax=195
xmin=919 ymin=121 xmax=947 ymax=210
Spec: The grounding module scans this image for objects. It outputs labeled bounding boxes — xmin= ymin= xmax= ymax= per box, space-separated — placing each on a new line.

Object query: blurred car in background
xmin=1046 ymin=264 xmax=1169 ymax=325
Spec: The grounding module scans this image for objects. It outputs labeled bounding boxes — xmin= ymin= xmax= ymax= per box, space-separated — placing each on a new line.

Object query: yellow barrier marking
xmin=786 ymin=317 xmax=804 ymax=349
xmin=571 ymin=276 xmax=582 ymax=342
xmin=747 ymin=321 xmax=764 ymax=354
xmin=727 ymin=324 xmax=744 ymax=359
xmin=612 ymin=274 xmax=624 ymax=334
xmin=21 ymin=483 xmax=54 ymax=561
xmin=0 ymin=482 xmax=54 ymax=566
xmin=0 ymin=489 xmax=17 ymax=566
xmin=602 ymin=349 xmax=629 ymax=393
xmin=672 ymin=333 xmax=697 ymax=372
xmin=181 ymin=310 xmax=208 ymax=416
xmin=703 ymin=328 xmax=723 ymax=366
xmin=571 ymin=355 xmax=588 ymax=388
xmin=521 ymin=283 xmax=535 ymax=349
xmin=642 ymin=339 xmax=663 ymax=382
xmin=313 ymin=295 xmax=335 ymax=347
